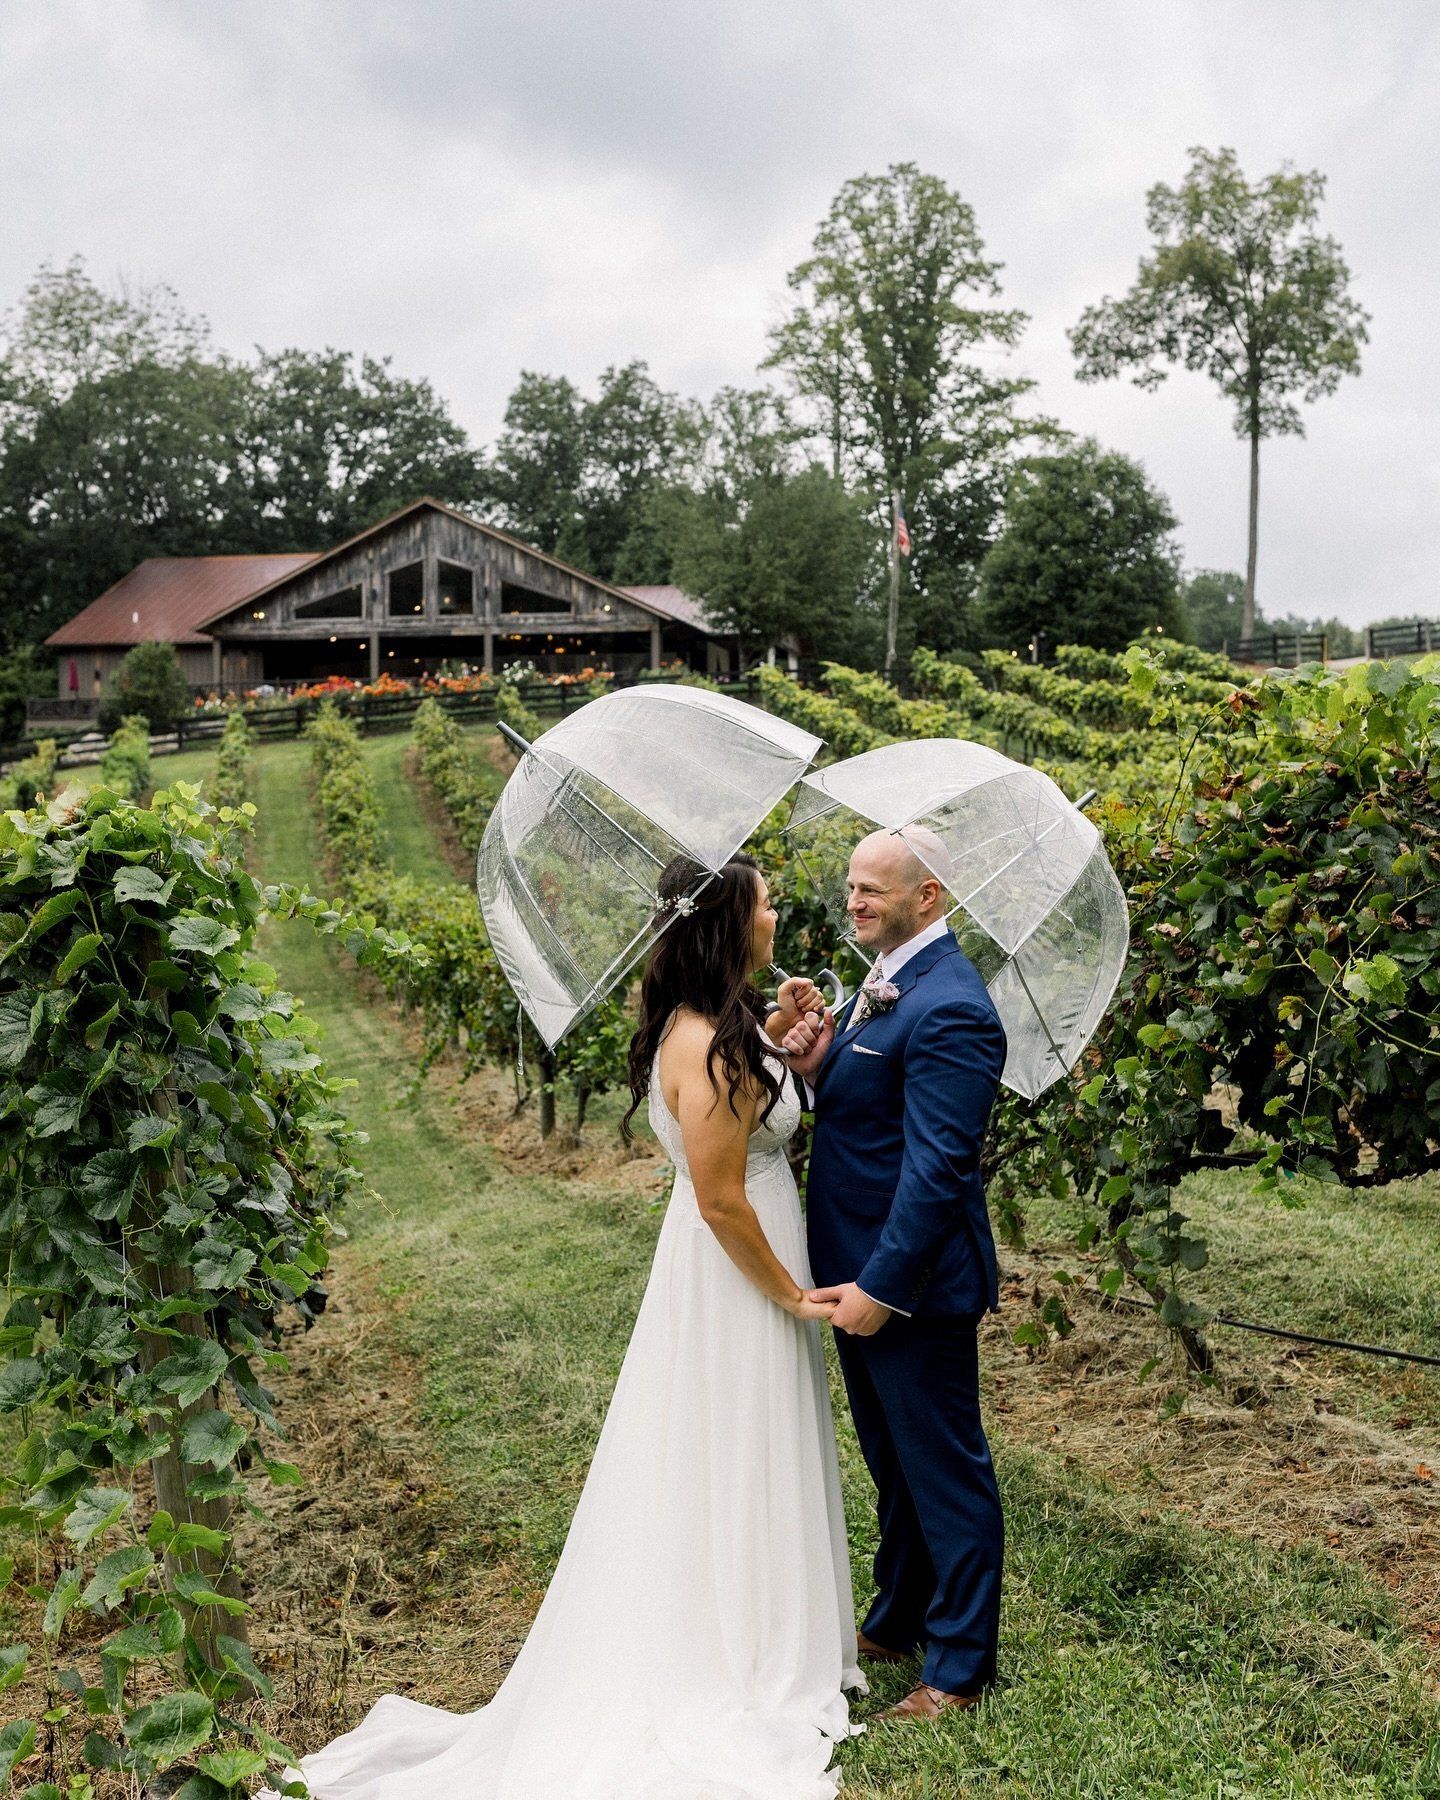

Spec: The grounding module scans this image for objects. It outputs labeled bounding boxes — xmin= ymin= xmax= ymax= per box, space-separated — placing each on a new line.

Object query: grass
xmin=1023 ymin=1165 xmax=1440 ymax=1430
xmin=242 ymin=732 xmax=1440 ymax=1796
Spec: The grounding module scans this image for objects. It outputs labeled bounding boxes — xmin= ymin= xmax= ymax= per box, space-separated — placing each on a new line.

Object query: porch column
xmin=368 ymin=635 xmax=381 ymax=681
xmin=210 ymin=639 xmax=222 ymax=686
xmin=483 ymin=628 xmax=495 ymax=674
xmin=649 ymin=622 xmax=662 ymax=669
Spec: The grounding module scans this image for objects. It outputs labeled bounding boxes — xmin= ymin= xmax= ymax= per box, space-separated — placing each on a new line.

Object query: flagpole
xmin=884 ymin=486 xmax=900 ymax=682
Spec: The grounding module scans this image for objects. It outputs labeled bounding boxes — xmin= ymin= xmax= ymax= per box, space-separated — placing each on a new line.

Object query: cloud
xmin=1 ymin=0 xmax=1436 ymax=624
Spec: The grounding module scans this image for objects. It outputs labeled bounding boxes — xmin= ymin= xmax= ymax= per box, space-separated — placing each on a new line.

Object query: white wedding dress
xmin=271 ymin=1040 xmax=862 ymax=1800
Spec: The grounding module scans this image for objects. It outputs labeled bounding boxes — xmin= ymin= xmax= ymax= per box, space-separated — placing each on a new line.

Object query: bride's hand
xmin=774 ymin=975 xmax=824 ymax=1028
xmin=783 ymin=1290 xmax=840 ymax=1321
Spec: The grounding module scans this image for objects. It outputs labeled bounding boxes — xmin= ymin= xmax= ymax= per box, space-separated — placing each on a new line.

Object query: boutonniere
xmin=859 ymin=978 xmax=900 ymax=1019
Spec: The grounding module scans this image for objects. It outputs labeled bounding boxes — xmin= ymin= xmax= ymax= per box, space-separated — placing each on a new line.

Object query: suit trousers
xmin=834 ymin=1312 xmax=1002 ymax=1696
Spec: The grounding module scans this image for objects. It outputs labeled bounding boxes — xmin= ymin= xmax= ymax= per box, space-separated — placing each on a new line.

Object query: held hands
xmin=783 ymin=1289 xmax=841 ymax=1323
xmin=808 ymin=1283 xmax=892 ymax=1336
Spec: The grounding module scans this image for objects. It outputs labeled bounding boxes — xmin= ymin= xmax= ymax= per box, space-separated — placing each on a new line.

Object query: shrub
xmin=211 ymin=707 xmax=253 ymax=812
xmin=4 ymin=737 xmax=59 ymax=810
xmin=494 ymin=680 xmax=544 ymax=749
xmin=98 ymin=712 xmax=153 ymax=799
xmin=98 ymin=640 xmax=191 ymax=733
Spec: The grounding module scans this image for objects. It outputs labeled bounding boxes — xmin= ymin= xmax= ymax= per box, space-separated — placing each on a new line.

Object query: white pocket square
xmin=851 ymin=1044 xmax=884 ymax=1056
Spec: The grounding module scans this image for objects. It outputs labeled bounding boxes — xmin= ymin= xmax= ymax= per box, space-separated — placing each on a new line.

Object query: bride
xmin=272 ymin=853 xmax=863 ymax=1799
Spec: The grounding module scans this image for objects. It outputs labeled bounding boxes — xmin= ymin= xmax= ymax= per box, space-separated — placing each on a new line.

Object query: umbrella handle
xmin=816 ymin=967 xmax=846 ymax=1010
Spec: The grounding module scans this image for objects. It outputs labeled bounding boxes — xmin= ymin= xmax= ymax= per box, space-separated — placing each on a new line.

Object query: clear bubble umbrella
xmin=476 ymin=685 xmax=823 ymax=1048
xmin=784 ymin=739 xmax=1130 ymax=1099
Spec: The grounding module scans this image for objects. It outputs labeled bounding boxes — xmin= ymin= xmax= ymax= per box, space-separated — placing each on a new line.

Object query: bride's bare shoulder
xmin=662 ymin=1007 xmax=715 ymax=1065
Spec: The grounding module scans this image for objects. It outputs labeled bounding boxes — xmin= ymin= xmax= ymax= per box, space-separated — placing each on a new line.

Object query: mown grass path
xmin=243 ymin=732 xmax=1439 ymax=1799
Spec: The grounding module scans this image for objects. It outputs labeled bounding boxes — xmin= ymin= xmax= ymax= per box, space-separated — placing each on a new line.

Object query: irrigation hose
xmin=1094 ymin=1291 xmax=1440 ymax=1369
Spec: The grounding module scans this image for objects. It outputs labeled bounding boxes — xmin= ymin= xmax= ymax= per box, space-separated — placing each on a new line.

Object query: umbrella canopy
xmin=477 ymin=684 xmax=822 ymax=1048
xmin=784 ymin=739 xmax=1130 ymax=1099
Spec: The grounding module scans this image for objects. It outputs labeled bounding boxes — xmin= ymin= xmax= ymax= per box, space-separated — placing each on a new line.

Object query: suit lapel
xmin=816 ymin=932 xmax=959 ymax=1087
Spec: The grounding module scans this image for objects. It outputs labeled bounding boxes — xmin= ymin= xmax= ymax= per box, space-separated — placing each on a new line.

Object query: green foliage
xmin=0 ymin=777 xmax=414 ymax=1787
xmin=0 ymin=258 xmax=481 ymax=649
xmin=306 ymin=702 xmax=388 ymax=884
xmin=0 ymin=645 xmax=54 ymax=741
xmin=977 ymin=440 xmax=1185 ymax=652
xmin=210 ymin=708 xmax=252 ymax=814
xmin=766 ymin=161 xmax=1049 ymax=658
xmin=493 ymin=682 xmax=544 ymax=749
xmin=306 ymin=711 xmax=629 ymax=1135
xmin=1182 ymin=568 xmax=1248 ymax=651
xmin=3 ymin=738 xmax=59 ymax=811
xmin=990 ymin=653 xmax=1440 ymax=1345
xmin=97 ymin=642 xmax=190 ymax=735
xmin=755 ymin=664 xmax=884 ymax=758
xmin=1071 ymin=146 xmax=1369 ymax=632
xmin=411 ymin=699 xmax=496 ymax=856
xmin=670 ymin=462 xmax=873 ymax=664
xmin=481 ymin=361 xmax=692 ymax=583
xmin=97 ymin=713 xmax=152 ymax=800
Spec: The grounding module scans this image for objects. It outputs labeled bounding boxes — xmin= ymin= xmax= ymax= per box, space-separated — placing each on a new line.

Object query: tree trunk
xmin=1242 ymin=420 xmax=1260 ymax=641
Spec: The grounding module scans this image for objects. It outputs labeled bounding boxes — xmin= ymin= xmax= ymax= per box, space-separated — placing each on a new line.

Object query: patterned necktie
xmin=851 ymin=965 xmax=888 ymax=1026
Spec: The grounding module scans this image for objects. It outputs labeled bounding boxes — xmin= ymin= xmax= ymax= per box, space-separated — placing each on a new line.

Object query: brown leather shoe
xmin=856 ymin=1631 xmax=914 ymax=1664
xmin=877 ymin=1683 xmax=983 ymax=1721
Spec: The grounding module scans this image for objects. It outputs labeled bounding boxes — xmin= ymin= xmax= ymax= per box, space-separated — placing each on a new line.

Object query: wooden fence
xmin=3 ymin=672 xmax=778 ymax=774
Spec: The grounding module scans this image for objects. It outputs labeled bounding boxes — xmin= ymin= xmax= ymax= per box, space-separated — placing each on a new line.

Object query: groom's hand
xmin=780 ymin=1007 xmax=834 ymax=1079
xmin=809 ymin=1283 xmax=892 ymax=1336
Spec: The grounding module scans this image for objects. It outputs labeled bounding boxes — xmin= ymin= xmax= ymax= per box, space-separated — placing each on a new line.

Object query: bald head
xmin=847 ymin=828 xmax=950 ymax=953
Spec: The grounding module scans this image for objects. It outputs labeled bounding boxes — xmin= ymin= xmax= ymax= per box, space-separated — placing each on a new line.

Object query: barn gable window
xmin=388 ymin=563 xmax=424 ymax=616
xmin=294 ymin=585 xmax=364 ymax=620
xmin=501 ymin=580 xmax=571 ymax=616
xmin=438 ymin=562 xmax=474 ymax=616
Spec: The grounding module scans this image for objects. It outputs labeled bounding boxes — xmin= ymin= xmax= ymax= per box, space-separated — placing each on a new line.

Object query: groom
xmin=782 ymin=828 xmax=1007 ymax=1719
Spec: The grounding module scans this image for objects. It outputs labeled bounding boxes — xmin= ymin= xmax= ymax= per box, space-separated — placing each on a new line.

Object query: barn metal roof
xmin=617 ymin=585 xmax=715 ymax=632
xmin=46 ymin=554 xmax=317 ymax=648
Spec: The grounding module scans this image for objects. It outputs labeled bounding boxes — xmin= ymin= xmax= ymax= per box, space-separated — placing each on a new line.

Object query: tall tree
xmin=977 ymin=441 xmax=1185 ymax=652
xmin=1182 ymin=568 xmax=1248 ymax=651
xmin=481 ymin=361 xmax=689 ymax=582
xmin=0 ymin=261 xmax=483 ymax=646
xmin=561 ymin=361 xmax=690 ymax=581
xmin=479 ymin=371 xmax=586 ymax=554
xmin=0 ymin=260 xmax=240 ymax=646
xmin=225 ymin=347 xmax=480 ymax=550
xmin=670 ymin=464 xmax=874 ymax=668
xmin=766 ymin=163 xmax=1039 ymax=671
xmin=1070 ymin=147 xmax=1369 ymax=639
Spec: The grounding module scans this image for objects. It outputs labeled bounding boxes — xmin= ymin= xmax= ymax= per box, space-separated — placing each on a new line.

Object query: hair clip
xmin=658 ymin=893 xmax=697 ymax=917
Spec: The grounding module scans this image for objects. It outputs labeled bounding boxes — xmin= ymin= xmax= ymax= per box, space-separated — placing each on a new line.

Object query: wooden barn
xmin=41 ymin=499 xmax=733 ymax=718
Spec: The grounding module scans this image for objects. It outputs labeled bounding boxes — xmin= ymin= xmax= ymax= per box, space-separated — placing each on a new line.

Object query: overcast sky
xmin=3 ymin=0 xmax=1437 ymax=627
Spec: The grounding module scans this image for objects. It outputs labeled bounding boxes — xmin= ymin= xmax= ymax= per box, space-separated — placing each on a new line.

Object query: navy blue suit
xmin=806 ymin=931 xmax=1007 ymax=1696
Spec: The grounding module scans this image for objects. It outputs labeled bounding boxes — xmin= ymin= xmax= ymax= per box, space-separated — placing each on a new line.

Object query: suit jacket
xmin=805 ymin=931 xmax=1006 ymax=1317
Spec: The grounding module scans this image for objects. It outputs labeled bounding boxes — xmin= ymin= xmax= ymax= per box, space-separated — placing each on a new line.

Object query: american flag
xmin=896 ymin=497 xmax=911 ymax=557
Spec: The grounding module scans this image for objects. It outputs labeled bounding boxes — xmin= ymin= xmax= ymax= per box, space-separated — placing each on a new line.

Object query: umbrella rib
xmin=1010 ymin=955 xmax=1068 ymax=1069
xmin=950 ymin=812 xmax=1066 ymax=915
xmin=537 ymin=759 xmax=669 ymax=877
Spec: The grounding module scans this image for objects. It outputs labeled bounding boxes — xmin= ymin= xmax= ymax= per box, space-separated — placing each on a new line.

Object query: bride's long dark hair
xmin=623 ymin=852 xmax=783 ymax=1141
